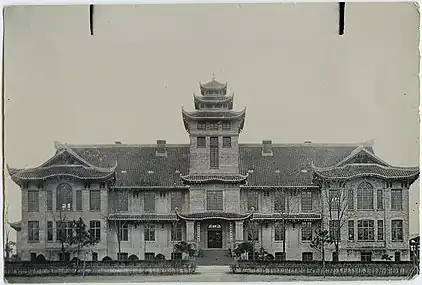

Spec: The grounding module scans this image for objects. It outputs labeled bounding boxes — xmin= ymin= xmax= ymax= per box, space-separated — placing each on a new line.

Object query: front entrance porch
xmin=207 ymin=224 xmax=223 ymax=248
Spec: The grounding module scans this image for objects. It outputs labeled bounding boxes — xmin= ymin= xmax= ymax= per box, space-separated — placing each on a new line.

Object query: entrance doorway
xmin=207 ymin=224 xmax=223 ymax=248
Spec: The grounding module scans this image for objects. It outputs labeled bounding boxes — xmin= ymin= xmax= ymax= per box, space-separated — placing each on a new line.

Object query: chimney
xmin=262 ymin=140 xmax=273 ymax=156
xmin=156 ymin=140 xmax=167 ymax=156
xmin=115 ymin=141 xmax=122 ymax=144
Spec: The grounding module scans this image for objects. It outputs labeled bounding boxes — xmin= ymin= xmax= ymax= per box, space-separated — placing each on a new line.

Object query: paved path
xmin=5 ymin=266 xmax=408 ymax=283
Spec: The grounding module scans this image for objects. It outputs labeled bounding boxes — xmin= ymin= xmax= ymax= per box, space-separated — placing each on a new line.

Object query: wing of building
xmin=7 ymin=77 xmax=420 ymax=263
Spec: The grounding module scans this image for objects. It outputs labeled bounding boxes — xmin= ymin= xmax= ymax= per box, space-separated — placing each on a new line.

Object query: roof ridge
xmin=239 ymin=142 xmax=374 ymax=147
xmin=61 ymin=143 xmax=190 ymax=148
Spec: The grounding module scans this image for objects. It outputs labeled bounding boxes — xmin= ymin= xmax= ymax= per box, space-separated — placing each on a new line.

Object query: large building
xmin=8 ymin=77 xmax=420 ymax=263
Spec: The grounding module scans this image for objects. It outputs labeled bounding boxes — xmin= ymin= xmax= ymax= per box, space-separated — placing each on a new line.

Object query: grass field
xmin=5 ymin=266 xmax=410 ymax=283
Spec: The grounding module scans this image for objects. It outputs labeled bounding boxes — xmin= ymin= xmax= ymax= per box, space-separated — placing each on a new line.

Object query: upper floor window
xmin=347 ymin=189 xmax=354 ymax=210
xmin=208 ymin=122 xmax=219 ymax=130
xmin=197 ymin=122 xmax=206 ymax=130
xmin=144 ymin=224 xmax=155 ymax=241
xmin=90 ymin=190 xmax=101 ymax=211
xmin=144 ymin=192 xmax=156 ymax=212
xmin=391 ymin=189 xmax=403 ymax=211
xmin=171 ymin=192 xmax=184 ymax=211
xmin=247 ymin=191 xmax=259 ymax=211
xmin=210 ymin=137 xmax=219 ymax=169
xmin=197 ymin=137 xmax=206 ymax=148
xmin=119 ymin=224 xmax=129 ymax=241
xmin=223 ymin=137 xmax=232 ymax=148
xmin=46 ymin=190 xmax=53 ymax=211
xmin=377 ymin=189 xmax=384 ymax=210
xmin=328 ymin=189 xmax=340 ymax=211
xmin=357 ymin=182 xmax=374 ymax=210
xmin=76 ymin=190 xmax=82 ymax=211
xmin=222 ymin=122 xmax=231 ymax=130
xmin=357 ymin=219 xmax=374 ymax=241
xmin=274 ymin=191 xmax=287 ymax=212
xmin=301 ymin=191 xmax=312 ymax=212
xmin=391 ymin=220 xmax=403 ymax=241
xmin=28 ymin=190 xmax=39 ymax=212
xmin=56 ymin=183 xmax=73 ymax=211
xmin=118 ymin=191 xmax=129 ymax=212
xmin=207 ymin=190 xmax=223 ymax=211
xmin=28 ymin=221 xmax=39 ymax=242
xmin=90 ymin=220 xmax=101 ymax=242
xmin=301 ymin=222 xmax=313 ymax=241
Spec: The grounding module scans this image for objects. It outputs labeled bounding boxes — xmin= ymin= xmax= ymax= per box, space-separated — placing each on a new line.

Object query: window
xmin=329 ymin=189 xmax=340 ymax=210
xmin=274 ymin=191 xmax=287 ymax=212
xmin=28 ymin=221 xmax=39 ymax=242
xmin=207 ymin=190 xmax=223 ymax=211
xmin=56 ymin=221 xmax=73 ymax=242
xmin=56 ymin=183 xmax=73 ymax=211
xmin=119 ymin=224 xmax=129 ymax=241
xmin=391 ymin=189 xmax=403 ymax=211
xmin=145 ymin=252 xmax=155 ymax=260
xmin=357 ymin=220 xmax=375 ymax=241
xmin=144 ymin=192 xmax=156 ymax=212
xmin=99 ymin=183 xmax=106 ymax=189
xmin=197 ymin=122 xmax=206 ymax=130
xmin=329 ymin=220 xmax=340 ymax=241
xmin=208 ymin=122 xmax=218 ymax=130
xmin=301 ymin=191 xmax=312 ymax=212
xmin=171 ymin=192 xmax=184 ymax=211
xmin=274 ymin=222 xmax=285 ymax=241
xmin=222 ymin=122 xmax=231 ymax=130
xmin=171 ymin=252 xmax=182 ymax=260
xmin=197 ymin=137 xmax=206 ymax=148
xmin=223 ymin=137 xmax=231 ymax=148
xmin=395 ymin=252 xmax=401 ymax=262
xmin=357 ymin=182 xmax=374 ymax=210
xmin=144 ymin=224 xmax=155 ymax=241
xmin=301 ymin=222 xmax=313 ymax=241
xmin=391 ymin=220 xmax=403 ymax=241
xmin=30 ymin=253 xmax=37 ymax=261
xmin=210 ymin=137 xmax=219 ymax=168
xmin=377 ymin=189 xmax=384 ymax=210
xmin=84 ymin=183 xmax=91 ymax=189
xmin=28 ymin=191 xmax=39 ymax=212
xmin=347 ymin=189 xmax=354 ymax=210
xmin=117 ymin=253 xmax=128 ymax=261
xmin=348 ymin=220 xmax=355 ymax=240
xmin=46 ymin=190 xmax=53 ymax=211
xmin=171 ymin=223 xmax=183 ymax=241
xmin=76 ymin=190 xmax=82 ymax=211
xmin=90 ymin=190 xmax=101 ymax=211
xmin=118 ymin=191 xmax=129 ymax=211
xmin=275 ymin=252 xmax=286 ymax=261
xmin=47 ymin=221 xmax=53 ymax=241
xmin=92 ymin=252 xmax=98 ymax=261
xmin=160 ymin=191 xmax=166 ymax=198
xmin=361 ymin=251 xmax=372 ymax=262
xmin=302 ymin=252 xmax=313 ymax=262
xmin=247 ymin=191 xmax=259 ymax=211
xmin=377 ymin=220 xmax=384 ymax=241
xmin=90 ymin=221 xmax=101 ymax=242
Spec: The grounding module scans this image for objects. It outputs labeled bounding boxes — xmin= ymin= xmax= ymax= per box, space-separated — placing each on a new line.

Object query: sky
xmin=3 ymin=3 xmax=420 ymax=242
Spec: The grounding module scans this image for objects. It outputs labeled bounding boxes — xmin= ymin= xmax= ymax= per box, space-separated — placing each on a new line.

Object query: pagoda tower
xmin=181 ymin=76 xmax=246 ymax=177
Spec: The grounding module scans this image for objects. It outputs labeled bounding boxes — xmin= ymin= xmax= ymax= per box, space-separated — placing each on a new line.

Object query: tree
xmin=325 ymin=186 xmax=349 ymax=261
xmin=274 ymin=188 xmax=297 ymax=260
xmin=4 ymin=204 xmax=12 ymax=261
xmin=174 ymin=241 xmax=196 ymax=259
xmin=244 ymin=220 xmax=259 ymax=260
xmin=310 ymin=229 xmax=333 ymax=278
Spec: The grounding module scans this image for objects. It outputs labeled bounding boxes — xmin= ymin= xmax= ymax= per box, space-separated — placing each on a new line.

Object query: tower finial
xmin=212 ymin=72 xmax=215 ymax=80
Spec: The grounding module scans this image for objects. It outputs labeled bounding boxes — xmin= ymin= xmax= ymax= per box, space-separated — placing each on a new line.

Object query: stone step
xmin=198 ymin=249 xmax=233 ymax=266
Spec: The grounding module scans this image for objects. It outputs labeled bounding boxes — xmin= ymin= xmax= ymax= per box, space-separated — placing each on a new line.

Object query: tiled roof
xmin=313 ymin=163 xmax=420 ymax=180
xmin=182 ymin=108 xmax=246 ymax=119
xmin=194 ymin=94 xmax=233 ymax=103
xmin=108 ymin=214 xmax=177 ymax=221
xmin=8 ymin=165 xmax=115 ymax=184
xmin=199 ymin=78 xmax=227 ymax=90
xmin=9 ymin=221 xmax=22 ymax=231
xmin=176 ymin=211 xmax=253 ymax=221
xmin=252 ymin=213 xmax=322 ymax=221
xmin=70 ymin=145 xmax=190 ymax=187
xmin=239 ymin=144 xmax=373 ymax=187
xmin=181 ymin=174 xmax=248 ymax=184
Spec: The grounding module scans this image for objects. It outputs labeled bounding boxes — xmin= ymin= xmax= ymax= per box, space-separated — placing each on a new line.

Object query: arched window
xmin=208 ymin=224 xmax=222 ymax=230
xmin=356 ymin=182 xmax=374 ymax=210
xmin=56 ymin=183 xmax=73 ymax=211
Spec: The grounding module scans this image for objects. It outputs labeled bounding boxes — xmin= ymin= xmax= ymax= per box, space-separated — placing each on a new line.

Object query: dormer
xmin=262 ymin=140 xmax=273 ymax=156
xmin=156 ymin=140 xmax=167 ymax=157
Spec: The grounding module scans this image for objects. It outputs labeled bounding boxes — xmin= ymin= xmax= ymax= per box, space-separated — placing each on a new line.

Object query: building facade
xmin=8 ymin=77 xmax=420 ymax=263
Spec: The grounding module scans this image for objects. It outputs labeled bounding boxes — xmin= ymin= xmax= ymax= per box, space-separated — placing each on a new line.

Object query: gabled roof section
xmin=330 ymin=145 xmax=391 ymax=168
xmin=40 ymin=146 xmax=97 ymax=168
xmin=199 ymin=77 xmax=228 ymax=95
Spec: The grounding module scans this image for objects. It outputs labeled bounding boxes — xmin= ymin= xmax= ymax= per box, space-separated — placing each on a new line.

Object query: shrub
xmin=102 ymin=256 xmax=112 ymax=262
xmin=155 ymin=254 xmax=166 ymax=260
xmin=128 ymin=254 xmax=139 ymax=261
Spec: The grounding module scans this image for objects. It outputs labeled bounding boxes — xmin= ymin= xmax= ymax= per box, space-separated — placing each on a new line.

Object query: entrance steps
xmin=198 ymin=249 xmax=233 ymax=266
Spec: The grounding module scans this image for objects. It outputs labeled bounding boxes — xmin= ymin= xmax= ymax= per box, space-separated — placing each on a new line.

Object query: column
xmin=196 ymin=222 xmax=201 ymax=243
xmin=229 ymin=222 xmax=234 ymax=249
xmin=235 ymin=221 xmax=244 ymax=242
xmin=186 ymin=221 xmax=195 ymax=242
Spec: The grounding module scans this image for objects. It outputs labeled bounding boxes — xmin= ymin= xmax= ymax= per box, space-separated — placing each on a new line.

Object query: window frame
xmin=89 ymin=190 xmax=101 ymax=211
xmin=28 ymin=190 xmax=39 ymax=212
xmin=144 ymin=224 xmax=156 ymax=241
xmin=356 ymin=182 xmax=374 ymax=210
xmin=28 ymin=221 xmax=40 ymax=242
xmin=357 ymin=219 xmax=375 ymax=241
xmin=301 ymin=222 xmax=313 ymax=242
xmin=206 ymin=190 xmax=223 ymax=211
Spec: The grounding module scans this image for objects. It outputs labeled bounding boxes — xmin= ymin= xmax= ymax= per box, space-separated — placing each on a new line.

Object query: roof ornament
xmin=212 ymin=72 xmax=216 ymax=81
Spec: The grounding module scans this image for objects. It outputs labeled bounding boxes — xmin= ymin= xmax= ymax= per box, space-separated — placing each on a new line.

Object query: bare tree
xmin=244 ymin=219 xmax=259 ymax=260
xmin=324 ymin=186 xmax=350 ymax=261
xmin=310 ymin=229 xmax=333 ymax=278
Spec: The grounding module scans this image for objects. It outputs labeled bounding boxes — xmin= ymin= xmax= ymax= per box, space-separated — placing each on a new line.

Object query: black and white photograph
xmin=2 ymin=2 xmax=421 ymax=283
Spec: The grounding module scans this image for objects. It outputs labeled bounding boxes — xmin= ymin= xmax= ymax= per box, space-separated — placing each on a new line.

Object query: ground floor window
xmin=145 ymin=252 xmax=155 ymax=260
xmin=118 ymin=252 xmax=128 ymax=261
xmin=361 ymin=251 xmax=372 ymax=262
xmin=275 ymin=252 xmax=286 ymax=261
xmin=395 ymin=251 xmax=401 ymax=262
xmin=171 ymin=252 xmax=182 ymax=260
xmin=92 ymin=252 xmax=98 ymax=261
xmin=332 ymin=251 xmax=339 ymax=262
xmin=302 ymin=252 xmax=313 ymax=262
xmin=30 ymin=253 xmax=37 ymax=262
